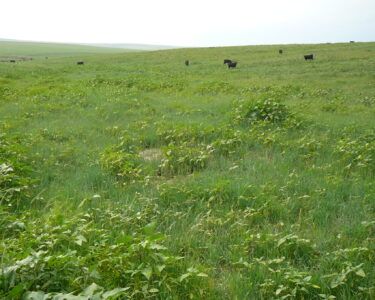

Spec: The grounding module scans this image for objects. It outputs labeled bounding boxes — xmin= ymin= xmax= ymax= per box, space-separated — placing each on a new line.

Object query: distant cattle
xmin=9 ymin=60 xmax=16 ymax=63
xmin=223 ymin=59 xmax=232 ymax=64
xmin=350 ymin=41 xmax=355 ymax=43
xmin=227 ymin=61 xmax=237 ymax=68
xmin=77 ymin=61 xmax=84 ymax=65
xmin=304 ymin=54 xmax=314 ymax=61
xmin=279 ymin=49 xmax=283 ymax=54
xmin=185 ymin=60 xmax=189 ymax=66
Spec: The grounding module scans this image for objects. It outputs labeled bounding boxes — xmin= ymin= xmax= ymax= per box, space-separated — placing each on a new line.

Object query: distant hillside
xmin=0 ymin=40 xmax=127 ymax=57
xmin=0 ymin=39 xmax=181 ymax=58
xmin=84 ymin=43 xmax=180 ymax=51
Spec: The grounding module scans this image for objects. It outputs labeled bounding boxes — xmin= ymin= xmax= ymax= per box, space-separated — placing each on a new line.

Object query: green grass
xmin=1 ymin=41 xmax=375 ymax=299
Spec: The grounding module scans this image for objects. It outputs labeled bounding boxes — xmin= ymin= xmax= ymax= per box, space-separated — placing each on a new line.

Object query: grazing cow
xmin=227 ymin=61 xmax=237 ymax=68
xmin=77 ymin=61 xmax=84 ymax=65
xmin=185 ymin=60 xmax=189 ymax=66
xmin=10 ymin=60 xmax=16 ymax=63
xmin=279 ymin=49 xmax=283 ymax=54
xmin=304 ymin=54 xmax=314 ymax=61
xmin=223 ymin=59 xmax=232 ymax=64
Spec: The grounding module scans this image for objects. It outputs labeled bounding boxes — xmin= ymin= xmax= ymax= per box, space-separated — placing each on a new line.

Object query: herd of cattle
xmin=185 ymin=49 xmax=314 ymax=69
xmin=7 ymin=45 xmax=355 ymax=66
xmin=3 ymin=40 xmax=359 ymax=66
xmin=1 ymin=56 xmax=33 ymax=63
xmin=73 ymin=49 xmax=314 ymax=68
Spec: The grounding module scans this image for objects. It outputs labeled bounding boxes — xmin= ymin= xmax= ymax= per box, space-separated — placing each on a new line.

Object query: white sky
xmin=1 ymin=0 xmax=374 ymax=46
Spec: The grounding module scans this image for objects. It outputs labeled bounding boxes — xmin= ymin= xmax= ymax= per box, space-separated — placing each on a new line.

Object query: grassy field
xmin=0 ymin=41 xmax=374 ymax=299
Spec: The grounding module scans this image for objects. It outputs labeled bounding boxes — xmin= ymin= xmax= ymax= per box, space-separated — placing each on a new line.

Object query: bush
xmin=245 ymin=99 xmax=289 ymax=123
xmin=233 ymin=99 xmax=290 ymax=124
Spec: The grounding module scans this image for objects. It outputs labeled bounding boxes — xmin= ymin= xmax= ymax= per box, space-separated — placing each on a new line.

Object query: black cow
xmin=227 ymin=61 xmax=237 ymax=68
xmin=185 ymin=60 xmax=189 ymax=66
xmin=279 ymin=49 xmax=283 ymax=54
xmin=77 ymin=61 xmax=84 ymax=65
xmin=10 ymin=60 xmax=16 ymax=63
xmin=223 ymin=59 xmax=232 ymax=64
xmin=304 ymin=54 xmax=314 ymax=61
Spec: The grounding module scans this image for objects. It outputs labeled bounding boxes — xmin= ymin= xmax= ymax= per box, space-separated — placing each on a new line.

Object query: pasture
xmin=1 ymin=41 xmax=375 ymax=299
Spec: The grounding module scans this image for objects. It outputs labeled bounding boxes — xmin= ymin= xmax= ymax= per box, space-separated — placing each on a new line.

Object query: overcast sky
xmin=1 ymin=0 xmax=374 ymax=46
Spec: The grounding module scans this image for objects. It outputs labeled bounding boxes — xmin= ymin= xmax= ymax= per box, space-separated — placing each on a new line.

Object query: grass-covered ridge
xmin=0 ymin=42 xmax=374 ymax=299
xmin=0 ymin=40 xmax=126 ymax=58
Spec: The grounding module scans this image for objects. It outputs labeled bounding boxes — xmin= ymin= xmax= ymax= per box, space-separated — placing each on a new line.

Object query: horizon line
xmin=1 ymin=37 xmax=374 ymax=49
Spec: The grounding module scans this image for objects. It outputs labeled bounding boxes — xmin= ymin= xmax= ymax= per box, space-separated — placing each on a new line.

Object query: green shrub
xmin=246 ymin=99 xmax=289 ymax=123
xmin=233 ymin=99 xmax=290 ymax=124
xmin=159 ymin=143 xmax=214 ymax=176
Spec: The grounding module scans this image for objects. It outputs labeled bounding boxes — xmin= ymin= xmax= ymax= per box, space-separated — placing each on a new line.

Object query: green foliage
xmin=99 ymin=134 xmax=146 ymax=183
xmin=276 ymin=234 xmax=318 ymax=264
xmin=259 ymin=268 xmax=321 ymax=299
xmin=296 ymin=135 xmax=322 ymax=160
xmin=24 ymin=284 xmax=129 ymax=300
xmin=0 ymin=207 xmax=209 ymax=299
xmin=211 ymin=128 xmax=246 ymax=157
xmin=247 ymin=122 xmax=286 ymax=146
xmin=359 ymin=96 xmax=375 ymax=107
xmin=100 ymin=147 xmax=143 ymax=183
xmin=234 ymin=99 xmax=290 ymax=124
xmin=156 ymin=124 xmax=217 ymax=146
xmin=195 ymin=81 xmax=235 ymax=95
xmin=0 ymin=135 xmax=35 ymax=208
xmin=159 ymin=143 xmax=214 ymax=176
xmin=335 ymin=132 xmax=375 ymax=174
